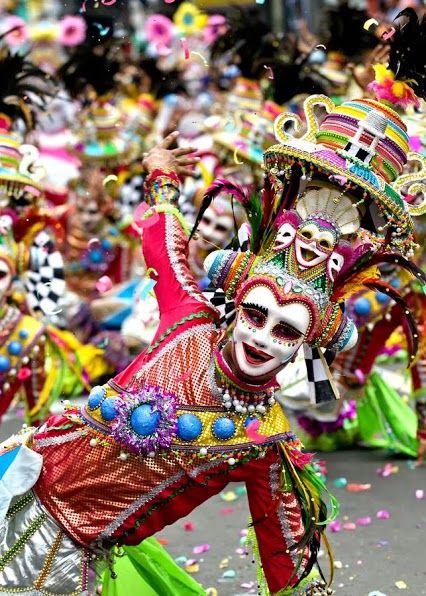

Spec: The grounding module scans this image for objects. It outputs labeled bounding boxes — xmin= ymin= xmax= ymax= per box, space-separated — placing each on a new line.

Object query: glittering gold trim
xmin=264 ymin=144 xmax=413 ymax=234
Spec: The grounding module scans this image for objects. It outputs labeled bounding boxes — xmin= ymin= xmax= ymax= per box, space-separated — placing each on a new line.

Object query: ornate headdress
xmin=204 ymin=9 xmax=426 ymax=378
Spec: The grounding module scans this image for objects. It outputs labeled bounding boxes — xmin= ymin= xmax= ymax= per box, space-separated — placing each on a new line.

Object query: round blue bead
xmin=376 ymin=291 xmax=390 ymax=304
xmin=130 ymin=404 xmax=160 ymax=437
xmin=390 ymin=278 xmax=401 ymax=289
xmin=100 ymin=398 xmax=120 ymax=422
xmin=8 ymin=341 xmax=22 ymax=356
xmin=212 ymin=417 xmax=236 ymax=440
xmin=177 ymin=414 xmax=202 ymax=441
xmin=101 ymin=239 xmax=112 ymax=250
xmin=19 ymin=330 xmax=29 ymax=339
xmin=354 ymin=297 xmax=371 ymax=316
xmin=87 ymin=385 xmax=106 ymax=410
xmin=89 ymin=249 xmax=103 ymax=264
xmin=0 ymin=355 xmax=10 ymax=373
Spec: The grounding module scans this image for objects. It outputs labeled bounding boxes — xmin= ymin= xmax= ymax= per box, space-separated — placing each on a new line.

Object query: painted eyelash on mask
xmin=240 ymin=302 xmax=268 ymax=316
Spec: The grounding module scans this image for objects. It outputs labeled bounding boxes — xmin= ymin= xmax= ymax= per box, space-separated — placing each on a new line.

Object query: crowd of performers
xmin=0 ymin=2 xmax=425 ymax=595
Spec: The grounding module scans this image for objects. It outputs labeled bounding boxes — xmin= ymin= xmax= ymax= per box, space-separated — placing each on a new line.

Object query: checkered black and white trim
xmin=25 ymin=231 xmax=65 ymax=316
xmin=304 ymin=345 xmax=340 ymax=404
xmin=118 ymin=173 xmax=144 ymax=217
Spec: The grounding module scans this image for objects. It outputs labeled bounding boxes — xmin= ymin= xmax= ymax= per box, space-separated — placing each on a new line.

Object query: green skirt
xmin=102 ymin=538 xmax=206 ymax=596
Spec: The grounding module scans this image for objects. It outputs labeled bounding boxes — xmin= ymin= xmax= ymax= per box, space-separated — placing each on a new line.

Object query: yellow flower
xmin=174 ymin=2 xmax=207 ymax=35
xmin=372 ymin=63 xmax=394 ymax=84
xmin=391 ymin=81 xmax=406 ymax=98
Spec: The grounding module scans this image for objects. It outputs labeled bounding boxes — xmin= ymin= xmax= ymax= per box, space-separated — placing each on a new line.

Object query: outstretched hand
xmin=142 ymin=132 xmax=200 ymax=178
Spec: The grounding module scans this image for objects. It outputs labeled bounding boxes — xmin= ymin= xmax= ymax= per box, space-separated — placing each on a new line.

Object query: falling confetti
xmin=263 ymin=65 xmax=274 ymax=79
xmin=382 ymin=27 xmax=396 ymax=40
xmin=233 ymin=147 xmax=243 ymax=165
xmin=395 ymin=581 xmax=408 ymax=590
xmin=183 ymin=521 xmax=194 ymax=531
xmin=96 ymin=275 xmax=113 ymax=294
xmin=193 ymin=544 xmax=210 ymax=554
xmin=180 ymin=37 xmax=190 ymax=60
xmin=415 ymin=489 xmax=424 ymax=499
xmin=343 ymin=522 xmax=357 ymax=531
xmin=376 ymin=510 xmax=391 ymax=520
xmin=356 ymin=516 xmax=372 ymax=526
xmin=346 ymin=483 xmax=371 ymax=492
xmin=102 ymin=174 xmax=118 ymax=186
xmin=363 ymin=18 xmax=379 ymax=32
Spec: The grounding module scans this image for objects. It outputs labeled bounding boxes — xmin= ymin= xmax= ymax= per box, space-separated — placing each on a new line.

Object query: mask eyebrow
xmin=241 ymin=302 xmax=268 ymax=316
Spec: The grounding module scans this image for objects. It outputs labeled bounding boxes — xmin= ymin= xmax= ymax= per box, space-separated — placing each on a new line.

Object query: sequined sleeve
xmin=144 ymin=169 xmax=180 ymax=207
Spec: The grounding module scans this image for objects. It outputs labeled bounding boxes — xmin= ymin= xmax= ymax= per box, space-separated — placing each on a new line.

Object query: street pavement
xmin=1 ymin=412 xmax=425 ymax=596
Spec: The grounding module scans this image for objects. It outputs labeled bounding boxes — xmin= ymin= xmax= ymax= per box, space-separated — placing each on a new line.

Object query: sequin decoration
xmin=110 ymin=386 xmax=178 ymax=455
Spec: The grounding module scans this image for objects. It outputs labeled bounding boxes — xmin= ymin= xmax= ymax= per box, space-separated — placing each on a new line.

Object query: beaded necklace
xmin=214 ymin=348 xmax=277 ymax=415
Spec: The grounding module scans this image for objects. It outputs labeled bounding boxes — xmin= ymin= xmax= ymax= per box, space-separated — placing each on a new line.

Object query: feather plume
xmin=0 ymin=45 xmax=55 ymax=129
xmin=189 ymin=180 xmax=243 ymax=243
xmin=387 ymin=8 xmax=426 ymax=101
xmin=363 ymin=279 xmax=418 ymax=362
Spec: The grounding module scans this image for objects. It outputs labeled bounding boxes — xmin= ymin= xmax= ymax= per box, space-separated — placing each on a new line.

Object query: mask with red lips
xmin=232 ymin=284 xmax=312 ymax=380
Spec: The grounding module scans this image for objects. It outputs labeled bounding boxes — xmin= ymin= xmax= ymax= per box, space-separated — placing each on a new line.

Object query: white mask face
xmin=197 ymin=204 xmax=234 ymax=250
xmin=0 ymin=259 xmax=12 ymax=302
xmin=295 ymin=222 xmax=337 ymax=269
xmin=232 ymin=285 xmax=310 ymax=380
xmin=77 ymin=198 xmax=103 ymax=233
xmin=273 ymin=222 xmax=297 ymax=251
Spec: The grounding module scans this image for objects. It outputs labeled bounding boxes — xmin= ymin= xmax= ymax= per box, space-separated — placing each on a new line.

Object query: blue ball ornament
xmin=101 ymin=239 xmax=112 ymax=250
xmin=8 ymin=341 xmax=22 ymax=356
xmin=376 ymin=291 xmax=390 ymax=304
xmin=0 ymin=355 xmax=10 ymax=373
xmin=87 ymin=385 xmax=106 ymax=410
xmin=212 ymin=417 xmax=236 ymax=440
xmin=354 ymin=297 xmax=371 ymax=316
xmin=177 ymin=414 xmax=202 ymax=441
xmin=100 ymin=398 xmax=120 ymax=422
xmin=19 ymin=330 xmax=29 ymax=339
xmin=130 ymin=404 xmax=161 ymax=437
xmin=390 ymin=278 xmax=401 ymax=289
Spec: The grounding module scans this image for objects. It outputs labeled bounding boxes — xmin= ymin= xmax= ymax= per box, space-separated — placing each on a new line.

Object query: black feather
xmin=388 ymin=8 xmax=426 ymax=100
xmin=0 ymin=45 xmax=55 ymax=129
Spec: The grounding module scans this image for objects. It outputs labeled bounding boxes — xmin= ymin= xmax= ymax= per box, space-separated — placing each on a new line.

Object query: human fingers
xmin=158 ymin=131 xmax=179 ymax=149
xmin=177 ymin=157 xmax=200 ymax=166
xmin=172 ymin=146 xmax=198 ymax=157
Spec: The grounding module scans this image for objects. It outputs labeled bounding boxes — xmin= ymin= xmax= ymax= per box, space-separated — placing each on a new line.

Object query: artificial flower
xmin=2 ymin=16 xmax=28 ymax=47
xmin=203 ymin=14 xmax=227 ymax=45
xmin=59 ymin=16 xmax=86 ymax=47
xmin=145 ymin=14 xmax=174 ymax=47
xmin=173 ymin=2 xmax=208 ymax=36
xmin=368 ymin=66 xmax=419 ymax=109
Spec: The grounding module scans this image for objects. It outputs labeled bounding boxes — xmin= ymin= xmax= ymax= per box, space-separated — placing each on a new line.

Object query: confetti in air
xmin=180 ymin=37 xmax=190 ymax=60
xmin=102 ymin=174 xmax=118 ymax=186
xmin=363 ymin=18 xmax=379 ymax=32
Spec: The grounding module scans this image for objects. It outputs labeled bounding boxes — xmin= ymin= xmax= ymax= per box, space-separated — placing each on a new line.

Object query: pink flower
xmin=3 ymin=16 xmax=28 ymax=47
xmin=59 ymin=16 xmax=86 ymax=47
xmin=145 ymin=14 xmax=174 ymax=47
xmin=203 ymin=14 xmax=227 ymax=45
